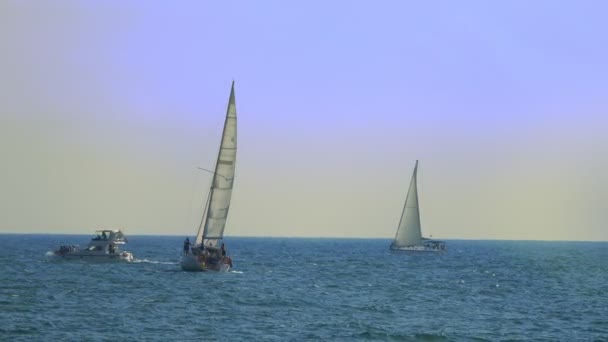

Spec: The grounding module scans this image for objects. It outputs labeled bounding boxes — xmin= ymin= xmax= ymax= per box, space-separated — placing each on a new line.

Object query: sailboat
xmin=390 ymin=160 xmax=446 ymax=252
xmin=180 ymin=82 xmax=237 ymax=272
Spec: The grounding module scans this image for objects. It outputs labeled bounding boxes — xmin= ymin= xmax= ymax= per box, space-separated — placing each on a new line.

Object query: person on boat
xmin=221 ymin=243 xmax=226 ymax=257
xmin=183 ymin=238 xmax=191 ymax=255
xmin=224 ymin=256 xmax=233 ymax=267
xmin=101 ymin=231 xmax=107 ymax=240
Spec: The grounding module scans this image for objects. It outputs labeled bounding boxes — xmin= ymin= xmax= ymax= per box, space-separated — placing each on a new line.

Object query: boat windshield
xmin=91 ymin=230 xmax=126 ymax=242
xmin=92 ymin=232 xmax=109 ymax=240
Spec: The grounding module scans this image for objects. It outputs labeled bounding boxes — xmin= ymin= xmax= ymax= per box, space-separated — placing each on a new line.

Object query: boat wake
xmin=133 ymin=259 xmax=178 ymax=265
xmin=229 ymin=270 xmax=243 ymax=274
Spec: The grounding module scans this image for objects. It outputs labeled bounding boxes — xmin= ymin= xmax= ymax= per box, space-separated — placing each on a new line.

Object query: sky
xmin=0 ymin=1 xmax=606 ymax=240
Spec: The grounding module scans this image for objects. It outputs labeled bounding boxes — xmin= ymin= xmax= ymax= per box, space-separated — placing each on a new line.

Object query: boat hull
xmin=180 ymin=254 xmax=231 ymax=272
xmin=390 ymin=245 xmax=444 ymax=252
xmin=50 ymin=251 xmax=134 ymax=262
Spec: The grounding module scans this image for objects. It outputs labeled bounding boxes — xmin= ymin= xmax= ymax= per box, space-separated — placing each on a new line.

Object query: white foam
xmin=133 ymin=259 xmax=178 ymax=265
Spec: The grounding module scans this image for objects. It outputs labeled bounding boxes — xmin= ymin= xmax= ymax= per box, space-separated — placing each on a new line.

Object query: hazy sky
xmin=1 ymin=1 xmax=606 ymax=240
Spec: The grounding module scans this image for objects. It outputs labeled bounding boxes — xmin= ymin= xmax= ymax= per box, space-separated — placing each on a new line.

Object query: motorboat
xmin=52 ymin=229 xmax=134 ymax=262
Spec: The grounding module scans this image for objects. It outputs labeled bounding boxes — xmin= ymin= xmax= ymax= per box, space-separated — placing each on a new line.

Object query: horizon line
xmin=0 ymin=232 xmax=605 ymax=243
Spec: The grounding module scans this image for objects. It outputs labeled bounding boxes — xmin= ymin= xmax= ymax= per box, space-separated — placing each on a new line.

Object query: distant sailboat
xmin=181 ymin=82 xmax=237 ymax=272
xmin=390 ymin=160 xmax=445 ymax=252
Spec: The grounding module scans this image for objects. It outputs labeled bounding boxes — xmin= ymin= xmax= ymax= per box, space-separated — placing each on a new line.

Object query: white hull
xmin=51 ymin=251 xmax=134 ymax=262
xmin=390 ymin=245 xmax=444 ymax=252
xmin=180 ymin=254 xmax=231 ymax=272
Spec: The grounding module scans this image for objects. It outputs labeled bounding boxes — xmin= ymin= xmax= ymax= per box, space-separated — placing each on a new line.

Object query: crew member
xmin=183 ymin=238 xmax=191 ymax=255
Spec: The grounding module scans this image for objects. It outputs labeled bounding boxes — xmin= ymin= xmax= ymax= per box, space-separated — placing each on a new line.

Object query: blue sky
xmin=1 ymin=1 xmax=606 ymax=240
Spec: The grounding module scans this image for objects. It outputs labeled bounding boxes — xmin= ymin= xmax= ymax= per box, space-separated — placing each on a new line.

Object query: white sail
xmin=195 ymin=82 xmax=237 ymax=246
xmin=392 ymin=160 xmax=423 ymax=247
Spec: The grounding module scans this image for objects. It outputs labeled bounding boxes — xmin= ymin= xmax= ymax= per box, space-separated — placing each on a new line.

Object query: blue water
xmin=0 ymin=235 xmax=606 ymax=341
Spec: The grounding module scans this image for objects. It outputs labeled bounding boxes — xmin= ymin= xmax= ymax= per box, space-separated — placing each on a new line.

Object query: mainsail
xmin=195 ymin=82 xmax=237 ymax=246
xmin=391 ymin=160 xmax=423 ymax=247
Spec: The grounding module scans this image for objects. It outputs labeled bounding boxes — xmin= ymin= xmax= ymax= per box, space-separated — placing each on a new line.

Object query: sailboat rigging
xmin=390 ymin=160 xmax=446 ymax=252
xmin=181 ymin=82 xmax=237 ymax=272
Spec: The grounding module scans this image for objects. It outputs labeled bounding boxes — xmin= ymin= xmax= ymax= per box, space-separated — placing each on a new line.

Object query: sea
xmin=0 ymin=235 xmax=606 ymax=341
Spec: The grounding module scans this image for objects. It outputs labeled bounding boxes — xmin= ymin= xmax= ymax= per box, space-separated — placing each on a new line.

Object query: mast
xmin=414 ymin=160 xmax=422 ymax=238
xmin=194 ymin=185 xmax=212 ymax=245
xmin=200 ymin=81 xmax=237 ymax=246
